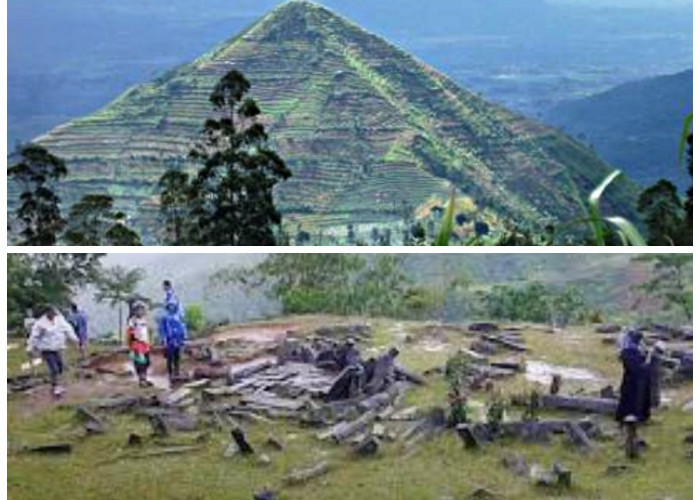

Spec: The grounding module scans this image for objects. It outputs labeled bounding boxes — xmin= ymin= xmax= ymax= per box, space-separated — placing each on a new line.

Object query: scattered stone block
xmin=231 ymin=427 xmax=255 ymax=455
xmin=164 ymin=387 xmax=193 ymax=406
xmin=530 ymin=463 xmax=571 ymax=488
xmin=605 ymin=463 xmax=631 ymax=476
xmin=456 ymin=424 xmax=484 ymax=449
xmin=253 ymin=490 xmax=277 ymax=500
xmin=565 ymin=421 xmax=595 ymax=452
xmin=595 ymin=324 xmax=621 ymax=334
xmin=502 ymin=452 xmax=528 ymax=477
xmin=283 ymin=461 xmax=331 ymax=485
xmin=353 ymin=436 xmax=380 ymax=456
xmin=541 ymin=394 xmax=617 ymax=415
xmin=265 ymin=436 xmax=285 ymax=451
xmin=127 ymin=433 xmax=143 ymax=447
xmin=468 ymin=323 xmax=499 ymax=333
xmin=390 ymin=406 xmax=420 ymax=421
xmin=371 ymin=423 xmax=386 ymax=439
xmin=27 ymin=443 xmax=72 ymax=454
xmin=470 ymin=488 xmax=499 ymax=499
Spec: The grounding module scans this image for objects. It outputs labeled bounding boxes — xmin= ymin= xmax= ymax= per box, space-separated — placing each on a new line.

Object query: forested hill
xmin=77 ymin=254 xmax=653 ymax=336
xmin=544 ymin=70 xmax=693 ymax=188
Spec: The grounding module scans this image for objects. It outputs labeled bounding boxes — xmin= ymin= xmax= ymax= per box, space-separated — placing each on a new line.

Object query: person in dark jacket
xmin=615 ymin=329 xmax=652 ymax=424
xmin=158 ymin=302 xmax=188 ymax=385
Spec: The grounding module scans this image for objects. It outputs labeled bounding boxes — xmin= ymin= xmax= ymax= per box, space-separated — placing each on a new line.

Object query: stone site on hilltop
xmin=8 ymin=318 xmax=692 ymax=499
xmin=7 ymin=254 xmax=693 ymax=498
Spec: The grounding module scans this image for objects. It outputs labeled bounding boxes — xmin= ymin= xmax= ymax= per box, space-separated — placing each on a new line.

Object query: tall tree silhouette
xmin=188 ymin=70 xmax=291 ymax=245
xmin=8 ymin=144 xmax=67 ymax=245
xmin=158 ymin=169 xmax=190 ymax=245
xmin=64 ymin=194 xmax=142 ymax=246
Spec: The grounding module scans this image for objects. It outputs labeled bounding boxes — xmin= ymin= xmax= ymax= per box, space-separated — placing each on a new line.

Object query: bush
xmin=185 ymin=304 xmax=206 ymax=333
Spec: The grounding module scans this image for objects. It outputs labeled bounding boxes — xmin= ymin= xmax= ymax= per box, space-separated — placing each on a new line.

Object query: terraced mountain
xmin=26 ymin=0 xmax=639 ymax=243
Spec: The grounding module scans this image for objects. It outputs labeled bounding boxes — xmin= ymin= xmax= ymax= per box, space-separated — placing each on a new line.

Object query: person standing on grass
xmin=159 ymin=301 xmax=188 ymax=386
xmin=127 ymin=301 xmax=153 ymax=388
xmin=26 ymin=306 xmax=79 ymax=398
xmin=615 ymin=328 xmax=652 ymax=424
xmin=67 ymin=302 xmax=89 ymax=359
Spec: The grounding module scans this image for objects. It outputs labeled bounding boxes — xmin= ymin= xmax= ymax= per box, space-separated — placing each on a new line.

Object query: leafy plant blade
xmin=435 ymin=188 xmax=456 ymax=246
xmin=605 ymin=216 xmax=647 ymax=246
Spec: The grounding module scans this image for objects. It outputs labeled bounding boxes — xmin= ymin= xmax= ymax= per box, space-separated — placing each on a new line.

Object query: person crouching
xmin=127 ymin=302 xmax=152 ymax=388
xmin=26 ymin=306 xmax=79 ymax=399
xmin=159 ymin=302 xmax=187 ymax=386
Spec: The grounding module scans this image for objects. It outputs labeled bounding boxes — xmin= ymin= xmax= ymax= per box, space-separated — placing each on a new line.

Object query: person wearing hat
xmin=26 ymin=306 xmax=79 ymax=398
xmin=615 ymin=328 xmax=652 ymax=423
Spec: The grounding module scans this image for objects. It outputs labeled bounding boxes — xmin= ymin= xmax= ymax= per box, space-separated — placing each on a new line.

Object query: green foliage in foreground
xmin=433 ymin=169 xmax=646 ymax=247
xmin=6 ymin=254 xmax=104 ymax=331
xmin=184 ymin=304 xmax=206 ymax=334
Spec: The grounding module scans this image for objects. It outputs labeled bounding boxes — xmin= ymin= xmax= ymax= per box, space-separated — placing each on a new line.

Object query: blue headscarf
xmin=619 ymin=327 xmax=643 ymax=353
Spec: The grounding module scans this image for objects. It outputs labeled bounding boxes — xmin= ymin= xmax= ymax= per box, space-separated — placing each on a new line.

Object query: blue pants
xmin=41 ymin=351 xmax=63 ymax=386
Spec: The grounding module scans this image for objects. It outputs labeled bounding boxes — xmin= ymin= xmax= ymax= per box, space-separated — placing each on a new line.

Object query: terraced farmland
xmin=18 ymin=0 xmax=639 ymax=243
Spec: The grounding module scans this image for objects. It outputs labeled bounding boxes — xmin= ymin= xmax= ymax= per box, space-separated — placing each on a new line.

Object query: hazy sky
xmin=546 ymin=0 xmax=691 ymax=6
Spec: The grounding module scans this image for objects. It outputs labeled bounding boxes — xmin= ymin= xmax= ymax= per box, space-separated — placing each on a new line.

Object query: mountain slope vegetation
xmin=23 ymin=1 xmax=639 ymax=242
xmin=544 ymin=70 xmax=692 ymax=188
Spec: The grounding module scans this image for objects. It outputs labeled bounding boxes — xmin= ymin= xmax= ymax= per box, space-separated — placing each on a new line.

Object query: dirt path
xmin=13 ymin=321 xmax=303 ymax=416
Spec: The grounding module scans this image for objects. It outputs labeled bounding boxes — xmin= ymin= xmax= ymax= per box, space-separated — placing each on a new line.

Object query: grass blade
xmin=605 ymin=216 xmax=647 ymax=246
xmin=588 ymin=170 xmax=621 ymax=245
xmin=434 ymin=188 xmax=456 ymax=246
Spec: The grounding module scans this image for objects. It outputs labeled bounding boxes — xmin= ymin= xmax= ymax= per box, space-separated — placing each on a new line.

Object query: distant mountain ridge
xmin=9 ymin=0 xmax=691 ymax=145
xmin=23 ymin=0 xmax=639 ymax=242
xmin=81 ymin=253 xmax=653 ymax=336
xmin=544 ymin=70 xmax=692 ymax=189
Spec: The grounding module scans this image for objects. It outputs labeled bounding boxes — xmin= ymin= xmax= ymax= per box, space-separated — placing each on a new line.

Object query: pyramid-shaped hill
xmin=31 ymin=0 xmax=638 ymax=242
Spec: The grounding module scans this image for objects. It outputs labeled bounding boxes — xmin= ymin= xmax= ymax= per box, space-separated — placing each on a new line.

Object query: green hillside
xmin=25 ymin=0 xmax=639 ymax=243
xmin=544 ymin=70 xmax=692 ymax=189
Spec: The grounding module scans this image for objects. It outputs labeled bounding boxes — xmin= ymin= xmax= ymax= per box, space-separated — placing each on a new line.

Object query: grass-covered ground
xmin=7 ymin=315 xmax=692 ymax=500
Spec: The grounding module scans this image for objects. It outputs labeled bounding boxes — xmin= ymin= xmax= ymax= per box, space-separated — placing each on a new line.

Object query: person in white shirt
xmin=26 ymin=306 xmax=79 ymax=398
